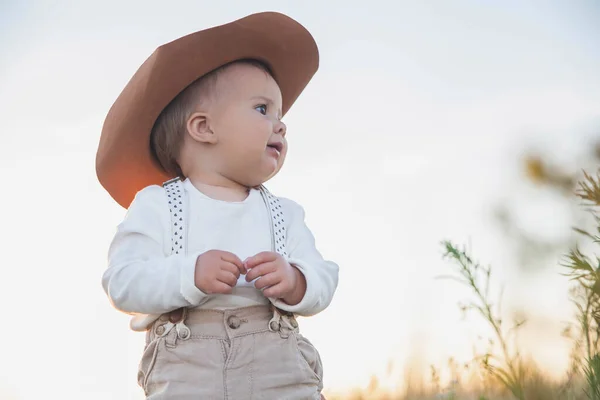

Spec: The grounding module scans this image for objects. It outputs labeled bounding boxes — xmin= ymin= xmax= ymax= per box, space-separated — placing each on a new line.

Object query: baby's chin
xmin=234 ymin=164 xmax=280 ymax=188
xmin=261 ymin=159 xmax=285 ymax=183
xmin=235 ymin=155 xmax=285 ymax=187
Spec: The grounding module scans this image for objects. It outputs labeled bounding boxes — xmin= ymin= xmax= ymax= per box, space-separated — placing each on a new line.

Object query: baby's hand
xmin=194 ymin=250 xmax=245 ymax=294
xmin=244 ymin=252 xmax=306 ymax=305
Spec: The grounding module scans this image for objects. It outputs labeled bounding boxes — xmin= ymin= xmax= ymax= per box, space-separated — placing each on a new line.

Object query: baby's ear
xmin=186 ymin=112 xmax=216 ymax=144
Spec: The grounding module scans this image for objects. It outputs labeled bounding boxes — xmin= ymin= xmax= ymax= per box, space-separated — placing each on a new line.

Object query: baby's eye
xmin=255 ymin=104 xmax=267 ymax=115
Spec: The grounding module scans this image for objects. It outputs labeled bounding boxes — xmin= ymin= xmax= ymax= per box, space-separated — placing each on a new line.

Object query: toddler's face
xmin=206 ymin=63 xmax=287 ymax=187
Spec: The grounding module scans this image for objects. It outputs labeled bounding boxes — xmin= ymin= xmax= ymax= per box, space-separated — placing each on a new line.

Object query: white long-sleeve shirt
xmin=102 ymin=178 xmax=339 ymax=331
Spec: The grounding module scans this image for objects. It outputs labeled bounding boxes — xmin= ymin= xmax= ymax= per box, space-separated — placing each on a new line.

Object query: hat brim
xmin=96 ymin=12 xmax=319 ymax=208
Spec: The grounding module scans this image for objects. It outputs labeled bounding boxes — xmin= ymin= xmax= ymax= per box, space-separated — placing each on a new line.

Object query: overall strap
xmin=161 ymin=177 xmax=191 ymax=339
xmin=259 ymin=185 xmax=288 ymax=258
xmin=258 ymin=186 xmax=296 ymax=326
xmin=162 ymin=179 xmax=293 ymax=325
xmin=163 ymin=177 xmax=186 ymax=255
xmin=162 ymin=180 xmax=285 ymax=258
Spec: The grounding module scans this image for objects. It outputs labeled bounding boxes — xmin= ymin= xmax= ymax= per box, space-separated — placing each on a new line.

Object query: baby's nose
xmin=274 ymin=120 xmax=287 ymax=137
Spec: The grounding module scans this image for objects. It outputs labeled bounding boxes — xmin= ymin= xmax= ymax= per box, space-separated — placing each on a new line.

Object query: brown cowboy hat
xmin=95 ymin=11 xmax=319 ymax=208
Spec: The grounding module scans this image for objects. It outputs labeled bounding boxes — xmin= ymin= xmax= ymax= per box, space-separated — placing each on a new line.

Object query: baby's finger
xmin=210 ymin=281 xmax=234 ymax=295
xmin=219 ymin=251 xmax=244 ymax=271
xmin=244 ymin=251 xmax=277 ymax=270
xmin=254 ymin=272 xmax=280 ymax=291
xmin=245 ymin=261 xmax=277 ymax=282
xmin=217 ymin=270 xmax=238 ymax=287
xmin=262 ymin=282 xmax=286 ymax=299
xmin=220 ymin=261 xmax=241 ymax=278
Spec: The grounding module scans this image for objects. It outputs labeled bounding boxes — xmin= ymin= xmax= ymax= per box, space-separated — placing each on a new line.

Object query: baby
xmin=96 ymin=12 xmax=339 ymax=399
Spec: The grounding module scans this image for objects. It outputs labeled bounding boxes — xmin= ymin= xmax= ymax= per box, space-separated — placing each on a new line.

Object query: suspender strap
xmin=258 ymin=185 xmax=288 ymax=257
xmin=163 ymin=177 xmax=186 ymax=256
xmin=163 ymin=179 xmax=287 ymax=258
xmin=161 ymin=178 xmax=292 ymax=324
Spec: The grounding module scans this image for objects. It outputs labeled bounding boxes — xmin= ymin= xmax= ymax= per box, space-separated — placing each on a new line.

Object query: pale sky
xmin=1 ymin=1 xmax=600 ymax=399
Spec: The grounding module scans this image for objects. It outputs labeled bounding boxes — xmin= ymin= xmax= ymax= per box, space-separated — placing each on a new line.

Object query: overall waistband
xmin=148 ymin=305 xmax=298 ymax=344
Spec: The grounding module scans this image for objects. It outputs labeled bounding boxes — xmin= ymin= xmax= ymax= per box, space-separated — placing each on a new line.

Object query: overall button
xmin=177 ymin=325 xmax=191 ymax=340
xmin=269 ymin=320 xmax=280 ymax=331
xmin=155 ymin=325 xmax=165 ymax=335
xmin=227 ymin=315 xmax=241 ymax=329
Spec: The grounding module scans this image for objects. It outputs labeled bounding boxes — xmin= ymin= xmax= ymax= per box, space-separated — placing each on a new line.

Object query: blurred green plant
xmin=440 ymin=241 xmax=527 ymax=400
xmin=435 ymin=170 xmax=600 ymax=400
xmin=328 ymin=143 xmax=600 ymax=400
xmin=563 ymin=170 xmax=600 ymax=399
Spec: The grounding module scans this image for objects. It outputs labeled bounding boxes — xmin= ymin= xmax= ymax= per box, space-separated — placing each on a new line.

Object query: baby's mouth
xmin=267 ymin=142 xmax=283 ymax=154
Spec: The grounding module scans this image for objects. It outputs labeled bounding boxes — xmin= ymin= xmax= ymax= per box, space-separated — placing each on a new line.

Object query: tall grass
xmin=441 ymin=240 xmax=526 ymax=400
xmin=327 ymin=170 xmax=600 ymax=399
xmin=563 ymin=171 xmax=600 ymax=399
